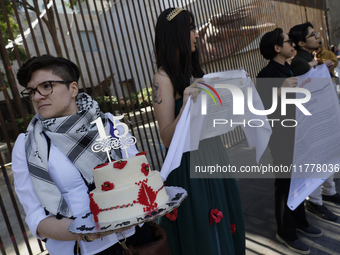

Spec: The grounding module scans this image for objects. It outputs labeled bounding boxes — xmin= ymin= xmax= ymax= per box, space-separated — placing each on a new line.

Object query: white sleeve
xmin=105 ymin=112 xmax=139 ymax=158
xmin=12 ymin=134 xmax=49 ymax=239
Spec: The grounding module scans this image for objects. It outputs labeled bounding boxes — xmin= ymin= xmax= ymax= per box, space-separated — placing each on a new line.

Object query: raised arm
xmin=152 ymin=70 xmax=203 ymax=148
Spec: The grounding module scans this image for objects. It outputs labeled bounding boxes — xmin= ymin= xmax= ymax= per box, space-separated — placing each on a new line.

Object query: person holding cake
xmin=153 ymin=7 xmax=246 ymax=254
xmin=11 ymin=55 xmax=157 ymax=255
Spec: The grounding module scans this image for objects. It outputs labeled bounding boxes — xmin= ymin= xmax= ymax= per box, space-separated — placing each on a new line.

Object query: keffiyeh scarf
xmin=25 ymin=93 xmax=121 ymax=217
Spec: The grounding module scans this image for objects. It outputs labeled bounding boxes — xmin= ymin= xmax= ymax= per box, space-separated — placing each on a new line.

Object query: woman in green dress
xmin=152 ymin=7 xmax=245 ymax=255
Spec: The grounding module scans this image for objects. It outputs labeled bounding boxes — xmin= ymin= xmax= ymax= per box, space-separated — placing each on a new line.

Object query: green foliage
xmin=66 ymin=0 xmax=86 ymax=9
xmin=0 ymin=0 xmax=27 ymax=61
xmin=0 ymin=0 xmax=28 ymax=87
xmin=96 ymin=88 xmax=153 ymax=113
xmin=0 ymin=1 xmax=18 ymax=38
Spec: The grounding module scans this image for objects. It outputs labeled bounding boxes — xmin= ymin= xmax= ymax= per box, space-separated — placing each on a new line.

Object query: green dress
xmin=159 ymin=98 xmax=245 ymax=255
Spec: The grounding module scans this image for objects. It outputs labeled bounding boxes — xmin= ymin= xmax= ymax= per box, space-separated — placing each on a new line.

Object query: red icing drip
xmin=89 ymin=193 xmax=102 ymax=223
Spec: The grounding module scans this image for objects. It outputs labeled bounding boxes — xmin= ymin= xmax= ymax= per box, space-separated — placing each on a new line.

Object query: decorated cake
xmin=89 ymin=152 xmax=169 ymax=223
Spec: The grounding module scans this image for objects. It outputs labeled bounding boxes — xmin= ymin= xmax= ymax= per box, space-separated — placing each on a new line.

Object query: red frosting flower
xmin=166 ymin=208 xmax=178 ymax=221
xmin=209 ymin=209 xmax=223 ymax=226
xmin=230 ymin=223 xmax=236 ymax=234
xmin=94 ymin=163 xmax=108 ymax=169
xmin=136 ymin=151 xmax=147 ymax=156
xmin=113 ymin=160 xmax=127 ymax=169
xmin=141 ymin=163 xmax=150 ymax=176
xmin=101 ymin=181 xmax=114 ymax=191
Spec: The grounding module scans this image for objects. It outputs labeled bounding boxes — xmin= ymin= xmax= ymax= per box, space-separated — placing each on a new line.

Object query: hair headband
xmin=166 ymin=7 xmax=184 ymax=21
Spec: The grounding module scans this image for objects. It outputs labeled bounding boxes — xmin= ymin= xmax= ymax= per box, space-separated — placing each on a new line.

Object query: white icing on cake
xmin=93 ymin=155 xmax=148 ymax=188
xmin=89 ymin=154 xmax=169 ymax=223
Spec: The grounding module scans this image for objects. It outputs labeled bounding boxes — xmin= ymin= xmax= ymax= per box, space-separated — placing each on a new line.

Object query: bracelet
xmin=80 ymin=234 xmax=94 ymax=242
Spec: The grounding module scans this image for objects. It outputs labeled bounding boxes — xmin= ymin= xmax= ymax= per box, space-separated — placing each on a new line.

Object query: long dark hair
xmin=155 ymin=8 xmax=204 ymax=97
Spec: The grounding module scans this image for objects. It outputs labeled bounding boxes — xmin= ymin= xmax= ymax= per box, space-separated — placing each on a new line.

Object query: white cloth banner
xmin=288 ymin=64 xmax=340 ymax=210
xmin=160 ymin=70 xmax=272 ymax=181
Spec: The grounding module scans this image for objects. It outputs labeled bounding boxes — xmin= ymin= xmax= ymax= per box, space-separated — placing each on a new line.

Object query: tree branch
xmin=19 ymin=1 xmax=36 ymax=13
xmin=41 ymin=16 xmax=48 ymax=24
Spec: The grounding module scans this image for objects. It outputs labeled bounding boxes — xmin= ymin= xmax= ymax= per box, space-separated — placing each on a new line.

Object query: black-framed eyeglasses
xmin=21 ymin=80 xmax=73 ymax=102
xmin=283 ymin=39 xmax=293 ymax=46
xmin=306 ymin=31 xmax=319 ymax=39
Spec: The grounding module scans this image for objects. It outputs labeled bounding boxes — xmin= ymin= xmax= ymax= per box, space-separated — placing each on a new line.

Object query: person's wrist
xmin=80 ymin=234 xmax=94 ymax=242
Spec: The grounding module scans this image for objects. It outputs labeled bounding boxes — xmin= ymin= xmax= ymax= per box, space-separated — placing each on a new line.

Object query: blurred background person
xmin=315 ymin=40 xmax=338 ymax=77
xmin=331 ymin=44 xmax=340 ymax=78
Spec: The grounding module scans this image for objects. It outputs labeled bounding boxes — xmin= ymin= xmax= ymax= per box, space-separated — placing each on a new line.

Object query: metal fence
xmin=0 ymin=0 xmax=327 ymax=254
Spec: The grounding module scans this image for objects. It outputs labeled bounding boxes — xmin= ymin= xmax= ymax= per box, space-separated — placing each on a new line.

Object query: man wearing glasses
xmin=288 ymin=23 xmax=340 ymax=223
xmin=289 ymin=22 xmax=334 ymax=76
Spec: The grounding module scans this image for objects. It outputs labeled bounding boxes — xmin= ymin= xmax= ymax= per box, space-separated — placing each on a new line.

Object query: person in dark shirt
xmin=289 ymin=22 xmax=334 ymax=76
xmin=289 ymin=22 xmax=340 ymax=223
xmin=257 ymin=28 xmax=321 ymax=255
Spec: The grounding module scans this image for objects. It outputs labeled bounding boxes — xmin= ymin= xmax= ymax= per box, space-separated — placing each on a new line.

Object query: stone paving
xmin=229 ymin=140 xmax=340 ymax=255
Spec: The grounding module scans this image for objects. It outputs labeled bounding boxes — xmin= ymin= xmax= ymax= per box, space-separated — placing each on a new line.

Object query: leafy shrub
xmin=95 ymin=88 xmax=153 ymax=113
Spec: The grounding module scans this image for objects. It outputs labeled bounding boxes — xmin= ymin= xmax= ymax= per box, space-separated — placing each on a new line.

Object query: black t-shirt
xmin=290 ymin=49 xmax=314 ymax=76
xmin=256 ymin=60 xmax=296 ymax=166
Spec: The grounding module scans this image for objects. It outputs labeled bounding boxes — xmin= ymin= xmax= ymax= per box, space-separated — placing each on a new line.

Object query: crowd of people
xmin=10 ymin=6 xmax=340 ymax=255
xmin=257 ymin=23 xmax=340 ymax=255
